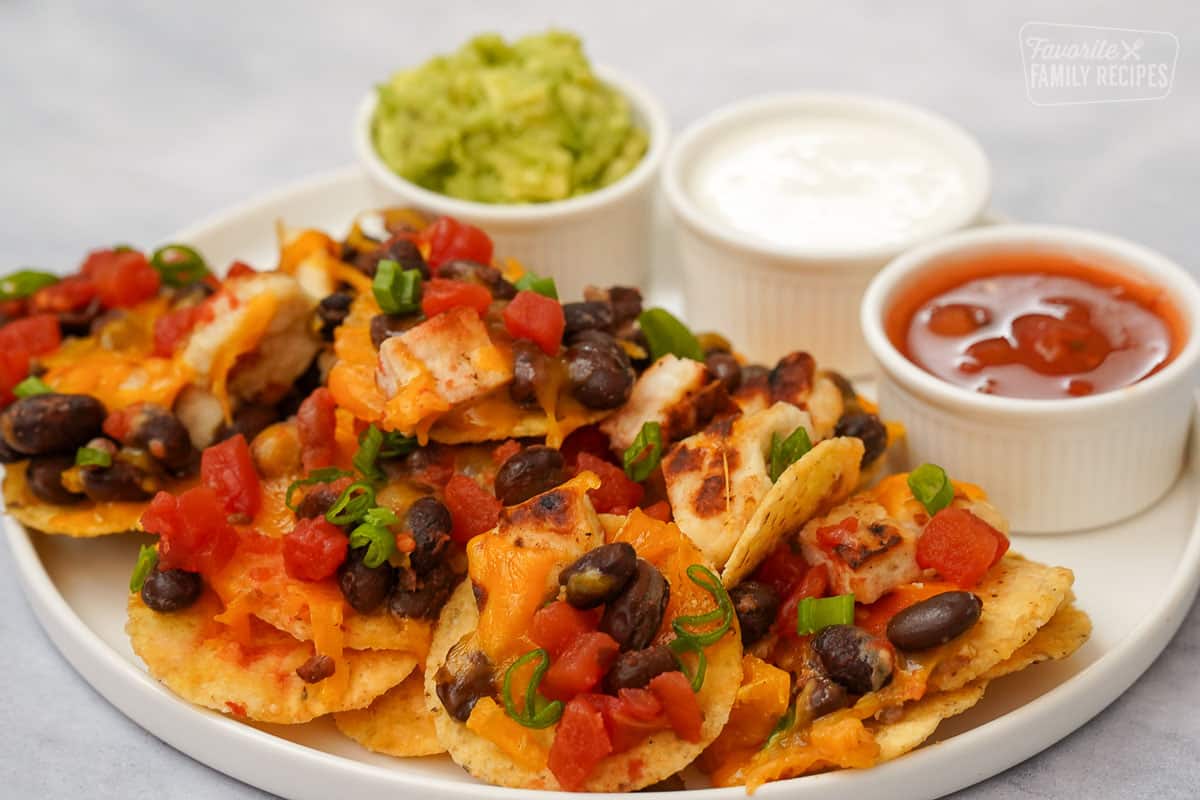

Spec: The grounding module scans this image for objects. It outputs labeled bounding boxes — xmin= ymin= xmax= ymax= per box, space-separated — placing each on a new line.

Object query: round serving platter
xmin=6 ymin=166 xmax=1200 ymax=800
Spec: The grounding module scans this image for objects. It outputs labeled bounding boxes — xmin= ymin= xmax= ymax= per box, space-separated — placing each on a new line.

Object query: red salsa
xmin=888 ymin=251 xmax=1183 ymax=399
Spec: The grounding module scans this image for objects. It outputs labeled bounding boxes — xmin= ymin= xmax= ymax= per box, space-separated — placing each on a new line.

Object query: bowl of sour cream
xmin=662 ymin=93 xmax=991 ymax=374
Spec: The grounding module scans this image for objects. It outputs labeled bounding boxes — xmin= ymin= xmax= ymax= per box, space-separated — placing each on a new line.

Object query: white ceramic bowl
xmin=662 ymin=93 xmax=991 ymax=374
xmin=355 ymin=66 xmax=669 ymax=302
xmin=862 ymin=224 xmax=1200 ymax=533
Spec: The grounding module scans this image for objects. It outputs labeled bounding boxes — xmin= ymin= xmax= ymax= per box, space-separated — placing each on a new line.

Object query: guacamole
xmin=371 ymin=31 xmax=648 ymax=205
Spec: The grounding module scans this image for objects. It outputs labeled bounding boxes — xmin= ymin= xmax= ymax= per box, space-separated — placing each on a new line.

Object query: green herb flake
xmin=907 ymin=463 xmax=954 ymax=515
xmin=372 ymin=260 xmax=423 ymax=315
xmin=129 ymin=544 xmax=159 ymax=594
xmin=13 ymin=375 xmax=52 ymax=398
xmin=622 ymin=421 xmax=663 ymax=482
xmin=768 ymin=426 xmax=813 ymax=483
xmin=0 ymin=270 xmax=59 ymax=301
xmin=637 ymin=308 xmax=704 ymax=362
xmin=150 ymin=243 xmax=210 ymax=287
xmin=75 ymin=446 xmax=113 ymax=468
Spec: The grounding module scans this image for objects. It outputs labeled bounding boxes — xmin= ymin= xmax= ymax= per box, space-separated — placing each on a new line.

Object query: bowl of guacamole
xmin=354 ymin=30 xmax=669 ymax=298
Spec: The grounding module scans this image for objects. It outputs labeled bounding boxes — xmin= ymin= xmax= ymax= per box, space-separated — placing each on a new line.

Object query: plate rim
xmin=7 ymin=166 xmax=1200 ymax=800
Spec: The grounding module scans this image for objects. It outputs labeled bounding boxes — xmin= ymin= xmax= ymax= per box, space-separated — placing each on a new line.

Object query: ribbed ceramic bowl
xmin=355 ymin=66 xmax=669 ymax=302
xmin=662 ymin=93 xmax=991 ymax=373
xmin=862 ymin=224 xmax=1200 ymax=533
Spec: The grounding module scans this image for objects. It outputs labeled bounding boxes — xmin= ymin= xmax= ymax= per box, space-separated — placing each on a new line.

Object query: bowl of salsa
xmin=862 ymin=224 xmax=1200 ymax=533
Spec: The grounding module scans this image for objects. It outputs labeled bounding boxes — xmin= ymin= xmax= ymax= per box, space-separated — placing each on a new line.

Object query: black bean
xmin=739 ymin=364 xmax=770 ymax=388
xmin=0 ymin=436 xmax=24 ymax=464
xmin=26 ymin=455 xmax=84 ymax=505
xmin=509 ymin=340 xmax=545 ymax=407
xmin=296 ymin=654 xmax=336 ymax=684
xmin=80 ymin=461 xmax=153 ymax=502
xmin=705 ymin=351 xmax=742 ymax=393
xmin=805 ymin=675 xmax=849 ymax=719
xmin=358 ymin=235 xmax=429 ymax=279
xmin=439 ymin=260 xmax=515 ymax=299
xmin=607 ymin=286 xmax=643 ymax=325
xmin=603 ymin=645 xmax=677 ymax=693
xmin=833 ymin=411 xmax=889 ymax=469
xmin=389 ymin=561 xmax=456 ymax=619
xmin=337 ymin=546 xmax=396 ymax=613
xmin=599 ymin=558 xmax=670 ymax=651
xmin=58 ymin=297 xmax=103 ymax=337
xmin=886 ymin=591 xmax=983 ymax=651
xmin=0 ymin=393 xmax=105 ymax=455
xmin=769 ymin=352 xmax=816 ymax=405
xmin=565 ymin=330 xmax=635 ymax=410
xmin=141 ymin=568 xmax=204 ymax=612
xmin=296 ymin=485 xmax=342 ymax=520
xmin=369 ymin=313 xmax=411 ymax=349
xmin=494 ymin=446 xmax=567 ymax=507
xmin=317 ymin=292 xmax=354 ymax=340
xmin=275 ymin=358 xmax=323 ymax=419
xmin=436 ymin=649 xmax=494 ymax=722
xmin=812 ymin=624 xmax=894 ymax=695
xmin=123 ymin=404 xmax=196 ymax=472
xmin=216 ymin=403 xmax=280 ymax=445
xmin=729 ymin=581 xmax=780 ymax=646
xmin=563 ymin=301 xmax=615 ymax=337
xmin=406 ymin=496 xmax=452 ymax=576
xmin=559 ymin=542 xmax=638 ymax=610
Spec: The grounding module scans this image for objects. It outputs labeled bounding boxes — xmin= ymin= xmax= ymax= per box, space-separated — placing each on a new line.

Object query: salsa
xmin=887 ymin=250 xmax=1183 ymax=399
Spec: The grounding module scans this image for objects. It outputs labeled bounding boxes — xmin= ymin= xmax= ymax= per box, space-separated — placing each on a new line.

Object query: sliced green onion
xmin=151 ymin=243 xmax=210 ymax=287
xmin=637 ymin=308 xmax=704 ymax=362
xmin=671 ymin=564 xmax=734 ymax=647
xmin=0 ymin=270 xmax=58 ymax=301
xmin=763 ymin=703 xmax=796 ymax=749
xmin=348 ymin=507 xmax=399 ymax=568
xmin=75 ymin=446 xmax=112 ymax=468
xmin=129 ymin=544 xmax=158 ymax=593
xmin=325 ymin=481 xmax=376 ymax=526
xmin=284 ymin=467 xmax=354 ymax=511
xmin=502 ymin=649 xmax=563 ymax=728
xmin=514 ymin=271 xmax=558 ymax=300
xmin=668 ymin=635 xmax=709 ymax=692
xmin=907 ymin=463 xmax=954 ymax=516
xmin=768 ymin=426 xmax=812 ymax=483
xmin=13 ymin=375 xmax=52 ymax=398
xmin=622 ymin=421 xmax=663 ymax=482
xmin=379 ymin=429 xmax=418 ymax=459
xmin=796 ymin=593 xmax=855 ymax=636
xmin=353 ymin=424 xmax=418 ymax=484
xmin=373 ymin=259 xmax=423 ymax=315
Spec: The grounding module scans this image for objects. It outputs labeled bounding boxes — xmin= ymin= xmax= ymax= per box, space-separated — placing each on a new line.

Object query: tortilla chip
xmin=2 ymin=462 xmax=154 ymax=537
xmin=721 ymin=437 xmax=863 ymax=587
xmin=127 ymin=592 xmax=417 ymax=724
xmin=868 ymin=681 xmax=988 ymax=762
xmin=334 ymin=670 xmax=445 ymax=757
xmin=924 ymin=554 xmax=1074 ymax=692
xmin=254 ymin=600 xmax=433 ymax=656
xmin=981 ymin=603 xmax=1092 ymax=681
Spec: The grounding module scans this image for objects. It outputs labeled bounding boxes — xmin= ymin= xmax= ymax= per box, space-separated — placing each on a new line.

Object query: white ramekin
xmin=662 ymin=93 xmax=991 ymax=374
xmin=354 ymin=66 xmax=669 ymax=302
xmin=862 ymin=224 xmax=1200 ymax=534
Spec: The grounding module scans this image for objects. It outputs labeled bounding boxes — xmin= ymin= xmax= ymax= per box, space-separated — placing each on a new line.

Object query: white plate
xmin=6 ymin=166 xmax=1200 ymax=800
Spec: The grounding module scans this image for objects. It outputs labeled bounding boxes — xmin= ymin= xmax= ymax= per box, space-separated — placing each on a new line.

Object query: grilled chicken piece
xmin=661 ymin=402 xmax=813 ymax=567
xmin=600 ymin=355 xmax=735 ymax=452
xmin=734 ymin=352 xmax=844 ymax=439
xmin=798 ymin=498 xmax=921 ymax=605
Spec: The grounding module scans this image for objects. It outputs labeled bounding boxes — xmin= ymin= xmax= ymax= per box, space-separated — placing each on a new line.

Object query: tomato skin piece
xmin=916 ymin=507 xmax=1003 ymax=588
xmin=648 ymin=671 xmax=703 ymax=742
xmin=153 ymin=305 xmax=201 ymax=357
xmin=816 ymin=516 xmax=860 ymax=550
xmin=548 ymin=695 xmax=613 ymax=791
xmin=296 ymin=388 xmax=338 ymax=471
xmin=142 ymin=487 xmax=238 ymax=576
xmin=589 ymin=689 xmax=669 ymax=754
xmin=0 ymin=314 xmax=63 ymax=406
xmin=283 ymin=517 xmax=348 ymax=581
xmin=200 ymin=434 xmax=262 ymax=520
xmin=540 ymin=631 xmax=621 ymax=702
xmin=503 ymin=290 xmax=565 ymax=356
xmin=574 ymin=452 xmax=644 ymax=514
xmin=774 ymin=563 xmax=829 ymax=639
xmin=559 ymin=425 xmax=614 ymax=470
xmin=531 ymin=600 xmax=600 ymax=658
xmin=443 ymin=474 xmax=502 ymax=544
xmin=29 ymin=275 xmax=96 ymax=315
xmin=421 ymin=217 xmax=494 ymax=270
xmin=226 ymin=260 xmax=257 ymax=279
xmin=752 ymin=540 xmax=813 ymax=598
xmin=83 ymin=249 xmax=161 ymax=309
xmin=421 ymin=278 xmax=493 ymax=318
xmin=640 ymin=500 xmax=672 ymax=522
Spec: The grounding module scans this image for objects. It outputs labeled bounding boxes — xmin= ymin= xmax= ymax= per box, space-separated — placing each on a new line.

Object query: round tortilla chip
xmin=127 ymin=592 xmax=417 ymax=724
xmin=3 ymin=462 xmax=151 ymax=538
xmin=254 ymin=599 xmax=434 ymax=655
xmin=868 ymin=681 xmax=988 ymax=762
xmin=335 ymin=671 xmax=445 ymax=757
xmin=980 ymin=603 xmax=1092 ymax=681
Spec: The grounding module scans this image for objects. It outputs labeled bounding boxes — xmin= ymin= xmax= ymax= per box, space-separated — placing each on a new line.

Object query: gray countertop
xmin=2 ymin=1 xmax=1198 ymax=797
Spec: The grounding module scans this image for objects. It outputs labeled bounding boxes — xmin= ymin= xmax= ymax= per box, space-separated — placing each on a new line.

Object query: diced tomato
xmin=916 ymin=507 xmax=1005 ymax=588
xmin=421 ymin=217 xmax=494 ymax=270
xmin=774 ymin=563 xmax=830 ymax=638
xmin=574 ymin=452 xmax=644 ymax=514
xmin=421 ymin=278 xmax=492 ymax=318
xmin=491 ymin=439 xmax=521 ymax=466
xmin=226 ymin=260 xmax=257 ymax=279
xmin=752 ymin=540 xmax=813 ymax=598
xmin=641 ymin=500 xmax=672 ymax=522
xmin=816 ymin=516 xmax=860 ymax=550
xmin=589 ymin=689 xmax=670 ymax=754
xmin=201 ymin=434 xmax=262 ymax=520
xmin=152 ymin=305 xmax=201 ymax=357
xmin=443 ymin=474 xmax=502 ymax=544
xmin=503 ymin=290 xmax=565 ymax=356
xmin=29 ymin=275 xmax=96 ymax=314
xmin=560 ymin=425 xmax=614 ymax=469
xmin=142 ymin=487 xmax=238 ymax=576
xmin=540 ymin=631 xmax=621 ymax=702
xmin=282 ymin=517 xmax=348 ymax=581
xmin=410 ymin=446 xmax=456 ymax=489
xmin=548 ymin=695 xmax=613 ymax=791
xmin=0 ymin=354 xmax=25 ymax=407
xmin=82 ymin=249 xmax=161 ymax=308
xmin=297 ymin=388 xmax=338 ymax=471
xmin=531 ymin=600 xmax=600 ymax=658
xmin=0 ymin=315 xmax=62 ymax=405
xmin=648 ymin=671 xmax=703 ymax=742
xmin=856 ymin=581 xmax=960 ymax=637
xmin=0 ymin=298 xmax=26 ymax=320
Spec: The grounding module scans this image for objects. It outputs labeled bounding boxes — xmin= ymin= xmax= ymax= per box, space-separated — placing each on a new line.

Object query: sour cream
xmin=688 ymin=114 xmax=973 ymax=253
